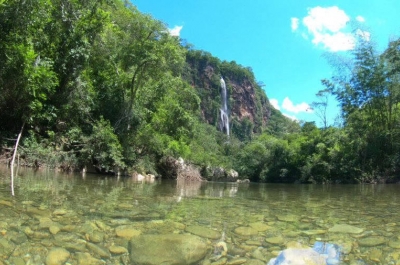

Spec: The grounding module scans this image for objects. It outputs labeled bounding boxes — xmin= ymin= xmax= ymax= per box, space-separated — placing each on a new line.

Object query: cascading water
xmin=219 ymin=76 xmax=230 ymax=137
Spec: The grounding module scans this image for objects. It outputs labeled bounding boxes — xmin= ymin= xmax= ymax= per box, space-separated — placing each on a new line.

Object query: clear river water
xmin=0 ymin=165 xmax=399 ymax=265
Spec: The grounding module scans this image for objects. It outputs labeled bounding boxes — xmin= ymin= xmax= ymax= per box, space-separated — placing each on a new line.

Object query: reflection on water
xmin=0 ymin=165 xmax=399 ymax=264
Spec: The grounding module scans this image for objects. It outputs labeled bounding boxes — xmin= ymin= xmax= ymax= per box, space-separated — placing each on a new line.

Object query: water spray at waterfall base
xmin=219 ymin=76 xmax=230 ymax=137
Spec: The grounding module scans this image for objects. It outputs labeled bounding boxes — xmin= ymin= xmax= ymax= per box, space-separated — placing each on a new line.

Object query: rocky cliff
xmin=184 ymin=49 xmax=272 ymax=141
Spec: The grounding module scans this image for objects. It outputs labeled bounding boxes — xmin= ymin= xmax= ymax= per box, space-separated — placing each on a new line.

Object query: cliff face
xmin=184 ymin=50 xmax=271 ymax=140
xmin=229 ymin=77 xmax=269 ymax=124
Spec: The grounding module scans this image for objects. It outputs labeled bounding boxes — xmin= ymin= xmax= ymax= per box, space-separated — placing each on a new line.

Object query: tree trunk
xmin=10 ymin=122 xmax=25 ymax=196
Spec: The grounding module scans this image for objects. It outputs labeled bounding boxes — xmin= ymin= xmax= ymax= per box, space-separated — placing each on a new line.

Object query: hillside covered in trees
xmin=1 ymin=0 xmax=400 ymax=183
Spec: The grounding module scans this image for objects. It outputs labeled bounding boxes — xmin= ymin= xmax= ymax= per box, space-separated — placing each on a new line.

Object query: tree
xmin=311 ymin=89 xmax=330 ymax=129
xmin=323 ymin=35 xmax=400 ymax=180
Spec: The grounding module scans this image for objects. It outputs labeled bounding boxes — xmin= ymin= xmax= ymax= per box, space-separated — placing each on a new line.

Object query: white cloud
xmin=315 ymin=31 xmax=355 ymax=52
xmin=303 ymin=6 xmax=349 ymax=33
xmin=291 ymin=17 xmax=299 ymax=32
xmin=302 ymin=6 xmax=355 ymax=51
xmin=269 ymin=99 xmax=280 ymax=110
xmin=168 ymin=25 xmax=183 ymax=37
xmin=356 ymin=15 xmax=365 ymax=23
xmin=282 ymin=97 xmax=313 ymax=114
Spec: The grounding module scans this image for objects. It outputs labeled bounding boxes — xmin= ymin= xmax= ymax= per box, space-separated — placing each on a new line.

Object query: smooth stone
xmin=369 ymin=248 xmax=382 ymax=262
xmin=265 ymin=236 xmax=285 ymax=245
xmin=0 ymin=238 xmax=15 ymax=256
xmin=45 ymin=248 xmax=70 ymax=265
xmin=243 ymin=259 xmax=265 ymax=265
xmin=169 ymin=221 xmax=186 ymax=230
xmin=94 ymin=220 xmax=109 ymax=231
xmin=88 ymin=231 xmax=104 ymax=243
xmin=39 ymin=217 xmax=54 ymax=229
xmin=109 ymin=245 xmax=128 ymax=254
xmin=286 ymin=241 xmax=306 ymax=248
xmin=53 ymin=209 xmax=68 ymax=215
xmin=117 ymin=203 xmax=133 ymax=209
xmin=211 ymin=257 xmax=227 ymax=265
xmin=115 ymin=226 xmax=141 ymax=239
xmin=239 ymin=244 xmax=257 ymax=252
xmin=129 ymin=234 xmax=208 ymax=265
xmin=30 ymin=231 xmax=51 ymax=239
xmin=55 ymin=241 xmax=87 ymax=252
xmin=328 ymin=224 xmax=364 ymax=234
xmin=358 ymin=236 xmax=386 ymax=247
xmin=61 ymin=225 xmax=76 ymax=232
xmin=229 ymin=246 xmax=247 ymax=256
xmin=49 ymin=225 xmax=61 ymax=235
xmin=249 ymin=222 xmax=270 ymax=232
xmin=10 ymin=233 xmax=28 ymax=245
xmin=276 ymin=215 xmax=297 ymax=222
xmin=252 ymin=247 xmax=268 ymax=261
xmin=54 ymin=232 xmax=80 ymax=242
xmin=301 ymin=229 xmax=326 ymax=236
xmin=246 ymin=240 xmax=262 ymax=246
xmin=226 ymin=257 xmax=247 ymax=265
xmin=341 ymin=242 xmax=353 ymax=254
xmin=284 ymin=231 xmax=301 ymax=237
xmin=389 ymin=241 xmax=400 ymax=249
xmin=26 ymin=206 xmax=51 ymax=217
xmin=185 ymin=225 xmax=221 ymax=240
xmin=0 ymin=200 xmax=13 ymax=207
xmin=234 ymin=226 xmax=258 ymax=236
xmin=86 ymin=242 xmax=110 ymax=258
xmin=9 ymin=257 xmax=25 ymax=265
xmin=75 ymin=252 xmax=105 ymax=265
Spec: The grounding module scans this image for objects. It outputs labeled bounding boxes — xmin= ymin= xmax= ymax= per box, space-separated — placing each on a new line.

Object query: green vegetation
xmin=1 ymin=0 xmax=400 ymax=183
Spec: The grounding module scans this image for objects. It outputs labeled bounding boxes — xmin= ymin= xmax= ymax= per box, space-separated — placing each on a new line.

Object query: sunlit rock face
xmin=184 ymin=58 xmax=271 ymax=133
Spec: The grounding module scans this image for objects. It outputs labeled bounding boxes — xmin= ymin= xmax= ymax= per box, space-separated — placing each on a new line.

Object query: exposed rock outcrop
xmin=184 ymin=50 xmax=272 ymax=137
xmin=202 ymin=166 xmax=239 ymax=182
xmin=158 ymin=156 xmax=204 ymax=181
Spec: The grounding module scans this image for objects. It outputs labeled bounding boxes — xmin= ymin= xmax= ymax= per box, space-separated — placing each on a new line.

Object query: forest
xmin=1 ymin=0 xmax=400 ymax=183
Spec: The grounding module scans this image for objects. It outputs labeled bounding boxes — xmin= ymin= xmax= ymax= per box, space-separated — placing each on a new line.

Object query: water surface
xmin=0 ymin=165 xmax=399 ymax=264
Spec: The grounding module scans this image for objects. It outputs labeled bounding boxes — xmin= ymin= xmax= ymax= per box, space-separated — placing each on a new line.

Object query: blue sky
xmin=132 ymin=0 xmax=400 ymax=126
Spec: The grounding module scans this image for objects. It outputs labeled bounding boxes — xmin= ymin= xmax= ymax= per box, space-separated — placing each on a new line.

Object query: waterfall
xmin=219 ymin=76 xmax=230 ymax=137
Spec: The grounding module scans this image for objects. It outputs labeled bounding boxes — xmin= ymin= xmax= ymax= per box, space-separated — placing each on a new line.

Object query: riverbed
xmin=0 ymin=165 xmax=399 ymax=264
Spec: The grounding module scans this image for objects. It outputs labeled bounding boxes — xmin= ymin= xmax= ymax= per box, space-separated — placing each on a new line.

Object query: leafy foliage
xmin=2 ymin=0 xmax=400 ymax=184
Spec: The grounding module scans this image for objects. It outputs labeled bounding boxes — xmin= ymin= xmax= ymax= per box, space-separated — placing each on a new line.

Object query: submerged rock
xmin=265 ymin=236 xmax=285 ymax=245
xmin=45 ymin=248 xmax=70 ymax=265
xmin=0 ymin=238 xmax=15 ymax=256
xmin=358 ymin=236 xmax=386 ymax=247
xmin=301 ymin=229 xmax=327 ymax=236
xmin=86 ymin=242 xmax=110 ymax=258
xmin=75 ymin=252 xmax=105 ymax=265
xmin=115 ymin=226 xmax=141 ymax=239
xmin=129 ymin=234 xmax=208 ymax=265
xmin=185 ymin=225 xmax=221 ymax=240
xmin=389 ymin=240 xmax=400 ymax=249
xmin=234 ymin=226 xmax=258 ymax=236
xmin=249 ymin=222 xmax=270 ymax=232
xmin=328 ymin=224 xmax=364 ymax=234
xmin=109 ymin=245 xmax=128 ymax=254
xmin=276 ymin=215 xmax=297 ymax=222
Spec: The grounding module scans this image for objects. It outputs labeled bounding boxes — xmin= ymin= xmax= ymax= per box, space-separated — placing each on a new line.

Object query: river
xmin=0 ymin=165 xmax=399 ymax=264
